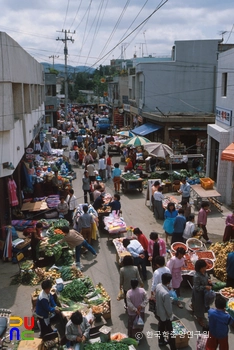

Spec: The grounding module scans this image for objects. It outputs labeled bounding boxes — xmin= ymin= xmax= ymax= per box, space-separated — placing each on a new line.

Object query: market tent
xmin=116 ymin=130 xmax=134 ymax=138
xmin=122 ymin=136 xmax=151 ymax=147
xmin=144 ymin=142 xmax=173 ymax=158
xmin=221 ymin=143 xmax=234 ymax=161
xmin=132 ymin=123 xmax=162 ymax=136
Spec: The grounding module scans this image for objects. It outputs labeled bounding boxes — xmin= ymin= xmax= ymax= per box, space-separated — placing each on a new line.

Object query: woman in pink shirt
xmin=148 ymin=231 xmax=166 ymax=272
xmin=223 ymin=211 xmax=234 ymax=242
xmin=197 ymin=201 xmax=211 ymax=243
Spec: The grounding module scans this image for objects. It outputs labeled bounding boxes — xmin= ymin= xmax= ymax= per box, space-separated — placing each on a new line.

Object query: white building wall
xmin=0 ymin=32 xmax=45 ymax=178
xmin=207 ymin=48 xmax=234 ymax=205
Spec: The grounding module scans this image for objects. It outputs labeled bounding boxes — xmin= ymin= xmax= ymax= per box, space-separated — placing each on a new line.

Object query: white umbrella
xmin=122 ymin=136 xmax=151 ymax=147
xmin=116 ymin=130 xmax=134 ymax=138
xmin=144 ymin=142 xmax=173 ymax=158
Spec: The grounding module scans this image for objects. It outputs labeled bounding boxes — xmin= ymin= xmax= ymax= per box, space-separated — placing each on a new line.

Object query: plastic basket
xmin=186 ymin=238 xmax=204 ymax=251
xmin=200 ymin=177 xmax=214 ymax=190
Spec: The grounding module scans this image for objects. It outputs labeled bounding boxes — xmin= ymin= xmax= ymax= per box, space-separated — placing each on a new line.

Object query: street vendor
xmin=108 ymin=193 xmax=121 ymax=213
xmin=178 ymin=177 xmax=191 ymax=203
xmin=93 ymin=193 xmax=105 ymax=211
xmin=57 ymin=196 xmax=69 ymax=219
xmin=223 ymin=210 xmax=234 ymax=242
xmin=36 ymin=279 xmax=64 ymax=338
xmin=123 ymin=238 xmax=147 ymax=280
xmin=65 ymin=310 xmax=91 ymax=348
xmin=124 ymin=157 xmax=133 ymax=172
xmin=51 ymin=170 xmax=60 ymax=194
xmin=31 ymin=222 xmax=45 ymax=263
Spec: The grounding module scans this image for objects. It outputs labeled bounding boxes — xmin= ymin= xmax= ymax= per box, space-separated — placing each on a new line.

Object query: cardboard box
xmin=172 ymin=320 xmax=189 ymax=349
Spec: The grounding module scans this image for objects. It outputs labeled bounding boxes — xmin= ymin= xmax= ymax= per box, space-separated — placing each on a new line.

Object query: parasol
xmin=122 ymin=136 xmax=151 ymax=147
xmin=144 ymin=142 xmax=173 ymax=158
xmin=116 ymin=130 xmax=134 ymax=138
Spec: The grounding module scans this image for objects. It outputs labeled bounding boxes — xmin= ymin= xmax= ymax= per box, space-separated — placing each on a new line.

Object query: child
xmin=205 ymin=295 xmax=234 ymax=349
xmin=182 ymin=214 xmax=195 ymax=243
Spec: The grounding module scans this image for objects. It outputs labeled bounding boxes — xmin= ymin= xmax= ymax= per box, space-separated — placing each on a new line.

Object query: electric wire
xmin=63 ymin=0 xmax=70 ymax=30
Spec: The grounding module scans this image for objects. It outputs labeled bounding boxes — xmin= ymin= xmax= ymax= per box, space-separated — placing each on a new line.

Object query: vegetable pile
xmin=210 ymin=242 xmax=234 ymax=281
xmin=60 ymin=266 xmax=83 ymax=280
xmin=61 ymin=277 xmax=95 ymax=302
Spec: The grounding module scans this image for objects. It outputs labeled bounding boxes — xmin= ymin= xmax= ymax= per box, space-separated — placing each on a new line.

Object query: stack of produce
xmin=60 ymin=266 xmax=83 ymax=280
xmin=210 ymin=242 xmax=234 ymax=281
xmin=60 ymin=277 xmax=95 ymax=302
xmin=34 ymin=267 xmax=61 ymax=282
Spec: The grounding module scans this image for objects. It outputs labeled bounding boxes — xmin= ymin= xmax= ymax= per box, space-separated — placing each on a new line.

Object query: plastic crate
xmin=200 ymin=177 xmax=214 ymax=190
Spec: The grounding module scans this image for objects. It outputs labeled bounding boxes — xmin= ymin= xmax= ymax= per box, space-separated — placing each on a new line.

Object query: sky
xmin=0 ymin=0 xmax=234 ymax=69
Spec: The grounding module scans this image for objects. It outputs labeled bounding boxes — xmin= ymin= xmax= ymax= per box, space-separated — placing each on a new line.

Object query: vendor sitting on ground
xmin=93 ymin=193 xmax=105 ymax=211
xmin=124 ymin=157 xmax=133 ymax=172
xmin=31 ymin=222 xmax=45 ymax=263
xmin=108 ymin=193 xmax=121 ymax=213
xmin=65 ymin=310 xmax=91 ymax=348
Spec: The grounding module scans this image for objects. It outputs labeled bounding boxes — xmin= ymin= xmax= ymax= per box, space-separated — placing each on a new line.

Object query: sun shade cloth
xmin=221 ymin=143 xmax=234 ymax=161
xmin=132 ymin=123 xmax=162 ymax=136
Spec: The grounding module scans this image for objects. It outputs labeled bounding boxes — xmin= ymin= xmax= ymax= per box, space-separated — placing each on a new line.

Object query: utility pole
xmin=49 ymin=55 xmax=59 ymax=69
xmin=56 ymin=29 xmax=75 ymax=120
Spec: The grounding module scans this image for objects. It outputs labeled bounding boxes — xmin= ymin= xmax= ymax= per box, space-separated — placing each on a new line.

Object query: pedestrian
xmin=93 ymin=184 xmax=104 ymax=201
xmin=166 ymin=247 xmax=186 ymax=308
xmin=106 ymin=154 xmax=112 ymax=179
xmin=97 ymin=142 xmax=105 ymax=158
xmin=55 ymin=226 xmax=96 ymax=270
xmin=226 ymin=251 xmax=234 ymax=287
xmin=153 ymin=186 xmax=165 ymax=220
xmin=84 ymin=150 xmax=93 ymax=168
xmin=126 ymin=279 xmax=148 ymax=339
xmin=151 ymin=180 xmax=160 ymax=213
xmin=57 ymin=196 xmax=69 ymax=219
xmin=205 ymin=295 xmax=234 ymax=350
xmin=65 ymin=310 xmax=91 ymax=348
xmin=123 ymin=238 xmax=147 ymax=280
xmin=151 ymin=256 xmax=170 ymax=298
xmin=78 ymin=148 xmax=85 ymax=166
xmin=36 ymin=279 xmax=64 ymax=338
xmin=183 ymin=214 xmax=195 ymax=243
xmin=57 ymin=131 xmax=63 ymax=149
xmin=148 ymin=231 xmax=166 ymax=272
xmin=155 ymin=273 xmax=177 ymax=349
xmin=180 ymin=200 xmax=191 ymax=221
xmin=171 ymin=208 xmax=186 ymax=244
xmin=197 ymin=201 xmax=212 ymax=244
xmin=120 ymin=255 xmax=143 ymax=309
xmin=98 ymin=154 xmax=106 ymax=182
xmin=78 ymin=205 xmax=94 ymax=245
xmin=178 ymin=177 xmax=191 ymax=203
xmin=66 ymin=189 xmax=78 ymax=226
xmin=191 ymin=259 xmax=212 ymax=327
xmin=112 ymin=163 xmax=122 ymax=193
xmin=86 ymin=160 xmax=96 ymax=183
xmin=77 ymin=133 xmax=83 ymax=148
xmin=223 ymin=210 xmax=234 ymax=242
xmin=82 ymin=170 xmax=93 ymax=204
xmin=163 ymin=202 xmax=178 ymax=245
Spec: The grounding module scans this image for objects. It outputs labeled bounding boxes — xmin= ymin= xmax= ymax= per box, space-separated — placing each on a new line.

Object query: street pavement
xmin=0 ymin=148 xmax=233 ymax=349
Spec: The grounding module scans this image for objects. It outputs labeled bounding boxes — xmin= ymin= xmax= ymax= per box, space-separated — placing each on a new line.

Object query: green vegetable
xmin=85 ymin=342 xmax=129 ymax=350
xmin=61 ymin=277 xmax=94 ymax=302
xmin=120 ymin=338 xmax=139 ymax=346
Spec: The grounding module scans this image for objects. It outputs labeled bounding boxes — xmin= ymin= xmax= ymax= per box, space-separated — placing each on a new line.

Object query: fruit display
xmin=210 ymin=242 xmax=234 ymax=281
xmin=171 ymin=242 xmax=188 ymax=252
xmin=220 ymin=287 xmax=234 ymax=299
xmin=196 ymin=251 xmax=215 ymax=260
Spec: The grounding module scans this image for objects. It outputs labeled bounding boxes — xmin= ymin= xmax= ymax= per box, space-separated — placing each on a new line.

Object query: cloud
xmin=0 ymin=0 xmax=234 ymax=67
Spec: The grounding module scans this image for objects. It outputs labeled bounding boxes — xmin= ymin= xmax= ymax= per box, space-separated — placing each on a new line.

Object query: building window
xmin=222 ymin=72 xmax=227 ymax=97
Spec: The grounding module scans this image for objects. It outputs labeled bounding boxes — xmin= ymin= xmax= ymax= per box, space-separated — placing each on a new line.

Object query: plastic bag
xmin=204 ymin=289 xmax=216 ymax=307
xmin=169 ymin=289 xmax=178 ymax=301
xmin=117 ymin=289 xmax=125 ymax=301
xmin=133 ymin=315 xmax=144 ymax=329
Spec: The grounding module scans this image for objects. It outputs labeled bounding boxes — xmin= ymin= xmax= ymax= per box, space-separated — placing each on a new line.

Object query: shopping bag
xmin=204 ymin=289 xmax=216 ymax=307
xmin=133 ymin=315 xmax=144 ymax=329
xmin=117 ymin=289 xmax=125 ymax=301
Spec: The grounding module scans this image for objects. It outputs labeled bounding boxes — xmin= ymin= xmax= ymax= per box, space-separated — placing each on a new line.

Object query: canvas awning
xmin=221 ymin=143 xmax=234 ymax=161
xmin=132 ymin=123 xmax=162 ymax=136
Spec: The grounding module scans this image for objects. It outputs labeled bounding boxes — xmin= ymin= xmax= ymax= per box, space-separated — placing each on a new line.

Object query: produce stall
xmin=103 ymin=215 xmax=127 ymax=240
xmin=209 ymin=242 xmax=234 ymax=282
xmin=113 ymin=238 xmax=131 ymax=265
xmin=121 ymin=173 xmax=144 ymax=193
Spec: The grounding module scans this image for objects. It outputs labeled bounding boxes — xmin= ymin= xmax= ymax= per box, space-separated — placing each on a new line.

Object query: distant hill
xmin=41 ymin=62 xmax=95 ymax=75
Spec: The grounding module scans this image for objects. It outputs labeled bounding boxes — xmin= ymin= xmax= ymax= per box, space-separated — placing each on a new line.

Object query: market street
xmin=1 ymin=150 xmax=233 ymax=350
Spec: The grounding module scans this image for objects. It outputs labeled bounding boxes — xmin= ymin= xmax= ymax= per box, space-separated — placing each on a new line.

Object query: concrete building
xmin=0 ymin=32 xmax=45 ymax=226
xmin=128 ymin=40 xmax=234 ymax=153
xmin=45 ymin=73 xmax=59 ymax=128
xmin=207 ymin=48 xmax=234 ymax=206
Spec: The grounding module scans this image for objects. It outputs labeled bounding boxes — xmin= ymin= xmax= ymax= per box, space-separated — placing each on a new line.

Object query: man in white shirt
xmin=182 ymin=214 xmax=195 ymax=242
xmin=98 ymin=155 xmax=106 ymax=182
xmin=123 ymin=238 xmax=147 ymax=280
xmin=151 ymin=256 xmax=170 ymax=296
xmin=66 ymin=189 xmax=78 ymax=226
